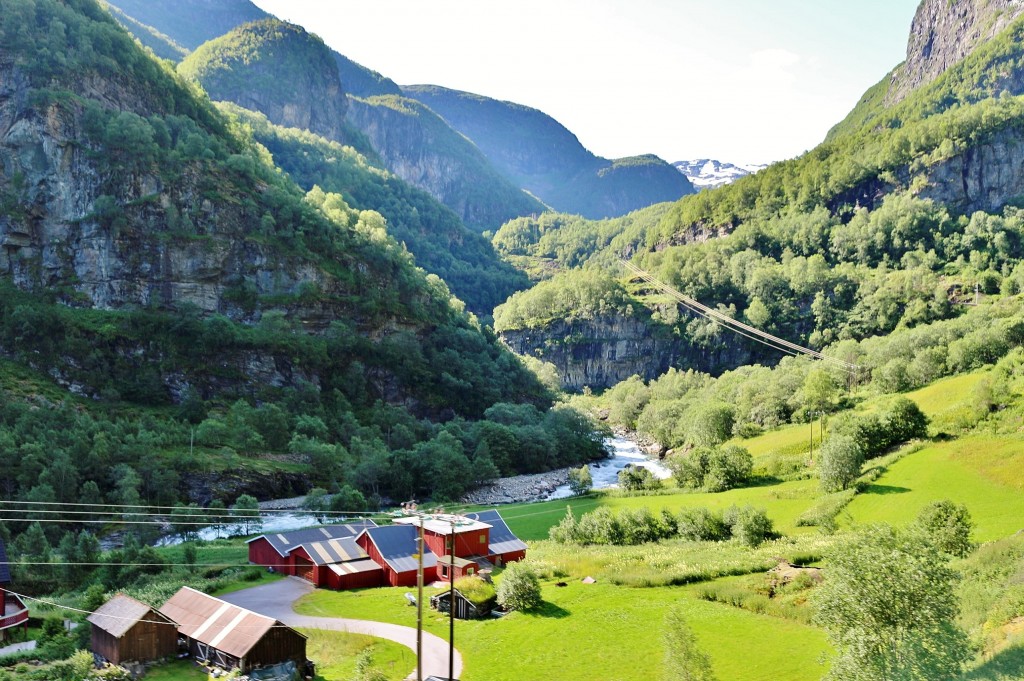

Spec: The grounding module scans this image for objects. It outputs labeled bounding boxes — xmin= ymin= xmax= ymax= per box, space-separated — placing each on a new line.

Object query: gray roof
xmin=466 ymin=509 xmax=528 ymax=556
xmin=246 ymin=520 xmax=377 ymax=557
xmin=362 ymin=525 xmax=436 ymax=573
xmin=288 ymin=537 xmax=368 ymax=566
xmin=88 ymin=594 xmax=173 ymax=638
xmin=0 ymin=537 xmax=10 ymax=584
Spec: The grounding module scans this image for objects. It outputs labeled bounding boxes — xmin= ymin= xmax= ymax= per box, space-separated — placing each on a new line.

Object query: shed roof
xmin=246 ymin=520 xmax=378 ymax=557
xmin=327 ymin=559 xmax=383 ymax=577
xmin=88 ymin=594 xmax=173 ymax=639
xmin=289 ymin=537 xmax=368 ymax=566
xmin=0 ymin=537 xmax=10 ymax=584
xmin=465 ymin=509 xmax=527 ymax=555
xmin=159 ymin=587 xmax=302 ymax=659
xmin=361 ymin=525 xmax=437 ymax=573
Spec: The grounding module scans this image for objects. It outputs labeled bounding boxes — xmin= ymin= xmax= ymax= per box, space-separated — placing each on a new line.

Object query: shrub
xmin=676 ymin=507 xmax=731 ymax=542
xmin=496 ymin=562 xmax=542 ymax=611
xmin=914 ymin=500 xmax=973 ymax=558
xmin=724 ymin=505 xmax=775 ymax=548
xmin=667 ymin=445 xmax=752 ymax=492
xmin=568 ymin=464 xmax=593 ymax=496
xmin=618 ymin=465 xmax=661 ymax=492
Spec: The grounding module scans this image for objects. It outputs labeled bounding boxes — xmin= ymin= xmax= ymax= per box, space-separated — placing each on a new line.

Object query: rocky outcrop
xmin=920 ymin=125 xmax=1024 ymax=214
xmin=500 ymin=316 xmax=682 ymax=391
xmin=887 ymin=0 xmax=1024 ymax=104
xmin=345 ymin=95 xmax=544 ymax=231
xmin=178 ymin=20 xmax=350 ymax=145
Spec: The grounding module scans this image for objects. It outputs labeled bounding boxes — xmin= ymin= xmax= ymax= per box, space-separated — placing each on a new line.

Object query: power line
xmin=620 ymin=260 xmax=863 ymax=375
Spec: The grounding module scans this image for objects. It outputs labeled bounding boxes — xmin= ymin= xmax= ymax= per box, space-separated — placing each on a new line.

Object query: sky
xmin=250 ymin=0 xmax=921 ymax=166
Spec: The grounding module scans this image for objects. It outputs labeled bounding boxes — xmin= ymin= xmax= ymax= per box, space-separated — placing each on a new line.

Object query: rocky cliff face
xmin=888 ymin=0 xmax=1024 ymax=104
xmin=920 ymin=124 xmax=1024 ymax=214
xmin=178 ymin=20 xmax=349 ymax=145
xmin=345 ymin=96 xmax=544 ymax=231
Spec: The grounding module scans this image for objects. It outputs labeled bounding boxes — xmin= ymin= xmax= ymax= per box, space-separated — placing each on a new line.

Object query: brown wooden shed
xmin=88 ymin=594 xmax=178 ymax=665
xmin=159 ymin=587 xmax=307 ymax=672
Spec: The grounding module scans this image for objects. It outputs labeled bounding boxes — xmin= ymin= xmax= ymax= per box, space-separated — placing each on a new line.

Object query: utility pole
xmin=449 ymin=521 xmax=455 ymax=681
xmin=416 ymin=517 xmax=424 ymax=681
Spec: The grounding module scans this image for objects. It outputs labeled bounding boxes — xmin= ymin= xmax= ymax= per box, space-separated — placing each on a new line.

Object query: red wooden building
xmin=159 ymin=587 xmax=307 ymax=673
xmin=356 ymin=525 xmax=438 ymax=587
xmin=0 ymin=538 xmax=28 ymax=643
xmin=392 ymin=510 xmax=528 ymax=581
xmin=245 ymin=521 xmax=377 ymax=575
xmin=285 ymin=538 xmax=383 ymax=589
xmin=89 ymin=594 xmax=178 ymax=665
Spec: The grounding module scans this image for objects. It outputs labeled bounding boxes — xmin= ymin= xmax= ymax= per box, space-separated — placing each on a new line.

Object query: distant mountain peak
xmin=673 ymin=159 xmax=766 ymax=190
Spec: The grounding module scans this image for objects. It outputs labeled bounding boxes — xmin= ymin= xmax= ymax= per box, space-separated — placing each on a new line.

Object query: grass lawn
xmin=141 ymin=660 xmax=208 ymax=680
xmin=843 ymin=435 xmax=1024 ymax=541
xmin=295 ymin=580 xmax=830 ymax=681
xmin=300 ymin=628 xmax=414 ymax=681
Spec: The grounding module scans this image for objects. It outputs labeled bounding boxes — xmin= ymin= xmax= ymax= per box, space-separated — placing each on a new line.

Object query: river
xmin=545 ymin=435 xmax=671 ymax=500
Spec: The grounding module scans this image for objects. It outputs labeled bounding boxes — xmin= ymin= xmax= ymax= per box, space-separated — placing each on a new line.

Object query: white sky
xmin=250 ymin=0 xmax=920 ymax=166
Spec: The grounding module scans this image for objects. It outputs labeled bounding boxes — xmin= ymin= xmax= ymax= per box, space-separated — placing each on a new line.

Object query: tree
xmin=723 ymin=506 xmax=774 ymax=548
xmin=232 ymin=494 xmax=262 ymax=535
xmin=663 ymin=604 xmax=717 ymax=681
xmin=813 ymin=524 xmax=972 ymax=680
xmin=618 ymin=466 xmax=660 ymax=492
xmin=817 ymin=435 xmax=864 ymax=492
xmin=302 ymin=487 xmax=330 ymax=523
xmin=803 ymin=368 xmax=838 ymax=414
xmin=568 ymin=464 xmax=593 ymax=496
xmin=496 ymin=562 xmax=542 ymax=611
xmin=913 ymin=500 xmax=973 ymax=558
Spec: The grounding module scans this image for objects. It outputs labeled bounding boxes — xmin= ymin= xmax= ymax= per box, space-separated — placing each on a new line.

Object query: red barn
xmin=465 ymin=510 xmax=529 ymax=567
xmin=285 ymin=538 xmax=383 ymax=589
xmin=246 ymin=521 xmax=377 ymax=574
xmin=357 ymin=525 xmax=437 ymax=587
xmin=0 ymin=538 xmax=28 ymax=643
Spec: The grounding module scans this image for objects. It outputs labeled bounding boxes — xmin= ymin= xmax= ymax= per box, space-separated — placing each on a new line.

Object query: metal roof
xmin=361 ymin=525 xmax=437 ymax=573
xmin=88 ymin=594 xmax=173 ymax=638
xmin=159 ymin=587 xmax=301 ymax=659
xmin=393 ymin=514 xmax=490 ymax=535
xmin=327 ymin=559 xmax=383 ymax=577
xmin=465 ymin=509 xmax=528 ymax=556
xmin=0 ymin=537 xmax=10 ymax=584
xmin=245 ymin=520 xmax=378 ymax=557
xmin=289 ymin=537 xmax=368 ymax=565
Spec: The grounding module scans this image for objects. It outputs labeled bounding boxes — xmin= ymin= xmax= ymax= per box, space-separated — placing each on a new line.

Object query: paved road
xmin=0 ymin=640 xmax=35 ymax=656
xmin=221 ymin=578 xmax=462 ymax=681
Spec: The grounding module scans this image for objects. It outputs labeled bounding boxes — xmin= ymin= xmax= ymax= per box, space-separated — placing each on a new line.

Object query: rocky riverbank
xmin=460 ymin=468 xmax=572 ymax=505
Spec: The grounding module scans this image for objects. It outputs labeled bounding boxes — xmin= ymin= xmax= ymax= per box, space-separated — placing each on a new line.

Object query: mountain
xmin=105 ymin=0 xmax=269 ymax=51
xmin=673 ymin=159 xmax=766 ymax=191
xmin=403 ymin=85 xmax=695 ymax=219
xmin=493 ymin=0 xmax=1024 ymax=389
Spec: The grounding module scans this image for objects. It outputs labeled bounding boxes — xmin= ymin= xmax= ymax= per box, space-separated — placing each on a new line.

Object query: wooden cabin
xmin=159 ymin=587 xmax=307 ymax=673
xmin=88 ymin=594 xmax=178 ymax=665
xmin=0 ymin=538 xmax=28 ymax=643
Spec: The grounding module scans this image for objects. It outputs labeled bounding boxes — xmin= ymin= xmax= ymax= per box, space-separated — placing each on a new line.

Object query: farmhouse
xmin=159 ymin=587 xmax=307 ymax=673
xmin=88 ymin=594 xmax=178 ymax=665
xmin=0 ymin=538 xmax=28 ymax=643
xmin=246 ymin=520 xmax=378 ymax=574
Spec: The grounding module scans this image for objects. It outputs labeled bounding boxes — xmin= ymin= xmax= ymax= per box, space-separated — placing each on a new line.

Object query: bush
xmin=676 ymin=507 xmax=731 ymax=542
xmin=914 ymin=500 xmax=973 ymax=558
xmin=667 ymin=445 xmax=752 ymax=492
xmin=568 ymin=464 xmax=593 ymax=496
xmin=724 ymin=505 xmax=775 ymax=547
xmin=496 ymin=562 xmax=542 ymax=611
xmin=618 ymin=466 xmax=661 ymax=492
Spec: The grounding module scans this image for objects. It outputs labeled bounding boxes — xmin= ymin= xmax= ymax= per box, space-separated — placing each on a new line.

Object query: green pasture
xmin=844 ymin=435 xmax=1024 ymax=541
xmin=295 ymin=579 xmax=830 ymax=681
xmin=300 ymin=629 xmax=414 ymax=681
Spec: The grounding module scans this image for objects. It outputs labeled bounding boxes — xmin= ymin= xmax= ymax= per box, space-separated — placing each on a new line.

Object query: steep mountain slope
xmin=403 ymin=84 xmax=695 ymax=219
xmin=222 ymin=103 xmax=529 ymax=314
xmin=178 ymin=20 xmax=351 ymax=146
xmin=333 ymin=52 xmax=402 ymax=98
xmin=105 ymin=0 xmax=269 ymax=51
xmin=346 ymin=95 xmax=546 ymax=231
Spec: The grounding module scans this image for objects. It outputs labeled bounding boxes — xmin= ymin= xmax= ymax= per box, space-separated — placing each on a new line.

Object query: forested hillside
xmin=404 ymin=85 xmax=695 ymax=219
xmin=0 ymin=0 xmax=606 ymax=547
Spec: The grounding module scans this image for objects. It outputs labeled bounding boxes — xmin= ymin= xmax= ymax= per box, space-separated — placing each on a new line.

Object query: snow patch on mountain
xmin=674 ymin=159 xmax=767 ymax=190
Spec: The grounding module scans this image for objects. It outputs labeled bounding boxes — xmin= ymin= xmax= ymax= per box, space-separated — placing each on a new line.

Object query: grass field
xmin=843 ymin=435 xmax=1024 ymax=542
xmin=300 ymin=629 xmax=414 ymax=681
xmin=141 ymin=661 xmax=207 ymax=680
xmin=295 ymin=580 xmax=830 ymax=681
